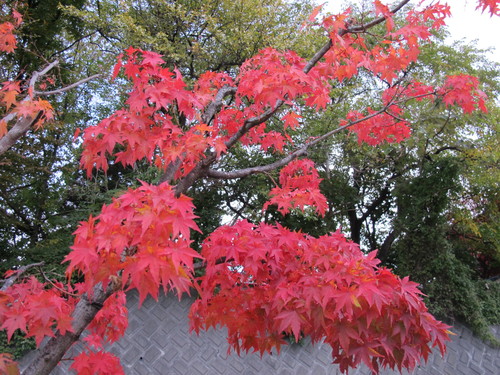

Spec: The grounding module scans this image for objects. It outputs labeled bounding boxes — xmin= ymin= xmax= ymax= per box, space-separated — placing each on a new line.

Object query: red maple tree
xmin=1 ymin=1 xmax=499 ymax=374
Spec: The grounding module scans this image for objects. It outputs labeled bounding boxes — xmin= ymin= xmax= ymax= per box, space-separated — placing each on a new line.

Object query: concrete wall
xmin=52 ymin=291 xmax=500 ymax=375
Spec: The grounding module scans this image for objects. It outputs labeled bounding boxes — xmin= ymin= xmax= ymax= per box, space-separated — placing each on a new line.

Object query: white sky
xmin=445 ymin=1 xmax=500 ymax=63
xmin=324 ymin=0 xmax=500 ymax=63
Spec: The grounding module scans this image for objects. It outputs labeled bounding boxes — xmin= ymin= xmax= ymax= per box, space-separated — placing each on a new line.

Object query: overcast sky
xmin=325 ymin=0 xmax=500 ymax=63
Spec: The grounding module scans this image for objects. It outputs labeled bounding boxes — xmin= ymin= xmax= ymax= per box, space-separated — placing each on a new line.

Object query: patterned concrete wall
xmin=50 ymin=291 xmax=499 ymax=375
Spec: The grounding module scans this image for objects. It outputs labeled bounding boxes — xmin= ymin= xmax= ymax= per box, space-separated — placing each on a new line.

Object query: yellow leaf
xmin=351 ymin=294 xmax=362 ymax=308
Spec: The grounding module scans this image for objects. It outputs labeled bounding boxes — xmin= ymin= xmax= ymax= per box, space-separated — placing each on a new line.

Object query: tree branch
xmin=0 ymin=112 xmax=43 ymax=157
xmin=348 ymin=0 xmax=411 ymax=32
xmin=0 ymin=60 xmax=101 ymax=157
xmin=360 ymin=186 xmax=391 ymax=223
xmin=21 ymin=282 xmax=119 ymax=375
xmin=201 ymin=85 xmax=237 ymax=124
xmin=207 ymin=106 xmax=389 ymax=180
xmin=1 ymin=262 xmax=45 ymax=291
xmin=33 ymin=74 xmax=103 ymax=96
xmin=186 ymin=0 xmax=413 ymax=185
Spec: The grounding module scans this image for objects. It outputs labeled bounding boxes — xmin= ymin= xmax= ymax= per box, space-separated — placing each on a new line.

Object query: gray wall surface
xmin=51 ymin=290 xmax=500 ymax=375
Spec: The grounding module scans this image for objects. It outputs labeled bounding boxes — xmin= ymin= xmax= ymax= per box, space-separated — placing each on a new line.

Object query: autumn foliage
xmin=1 ymin=1 xmax=499 ymax=374
xmin=0 ymin=5 xmax=53 ymax=140
xmin=190 ymin=222 xmax=451 ymax=373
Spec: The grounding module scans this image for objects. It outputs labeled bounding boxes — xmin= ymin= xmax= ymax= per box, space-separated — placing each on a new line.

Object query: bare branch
xmin=29 ymin=60 xmax=60 ymax=94
xmin=38 ymin=267 xmax=80 ymax=298
xmin=33 ymin=74 xmax=103 ymax=96
xmin=0 ymin=112 xmax=43 ymax=156
xmin=201 ymin=85 xmax=237 ymax=124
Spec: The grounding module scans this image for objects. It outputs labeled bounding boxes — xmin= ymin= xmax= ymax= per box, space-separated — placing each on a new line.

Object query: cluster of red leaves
xmin=2 ymin=2 xmax=499 ymax=374
xmin=65 ymin=181 xmax=201 ymax=305
xmin=80 ymin=46 xmax=332 ymax=177
xmin=85 ymin=291 xmax=128 ymax=348
xmin=0 ymin=6 xmax=53 ymax=139
xmin=477 ymin=0 xmax=500 ymax=15
xmin=80 ymin=48 xmax=211 ymax=178
xmin=80 ymin=2 xmax=490 ymax=180
xmin=345 ymin=74 xmax=489 ymax=146
xmin=343 ymin=105 xmax=411 ymax=146
xmin=237 ymin=47 xmax=331 ymax=110
xmin=68 ymin=292 xmax=128 ymax=375
xmin=439 ymin=75 xmax=488 ymax=114
xmin=264 ymin=158 xmax=328 ymax=216
xmin=70 ymin=350 xmax=124 ymax=375
xmin=190 ymin=221 xmax=452 ymax=374
xmin=315 ymin=3 xmax=450 ymax=85
xmin=0 ymin=276 xmax=75 ymax=346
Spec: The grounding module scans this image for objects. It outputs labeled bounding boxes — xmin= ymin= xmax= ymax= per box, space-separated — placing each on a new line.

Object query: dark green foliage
xmin=390 ymin=158 xmax=500 ymax=346
xmin=0 ymin=331 xmax=35 ymax=360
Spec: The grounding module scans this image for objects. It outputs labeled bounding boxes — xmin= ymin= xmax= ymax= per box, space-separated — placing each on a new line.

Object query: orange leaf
xmin=0 ymin=120 xmax=7 ymax=138
xmin=2 ymin=90 xmax=18 ymax=110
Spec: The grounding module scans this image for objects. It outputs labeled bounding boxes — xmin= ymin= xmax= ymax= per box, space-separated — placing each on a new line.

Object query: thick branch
xmin=158 ymin=157 xmax=183 ymax=184
xmin=378 ymin=230 xmax=398 ymax=262
xmin=21 ymin=283 xmax=118 ymax=375
xmin=201 ymin=85 xmax=237 ymax=124
xmin=360 ymin=186 xmax=391 ymax=223
xmin=0 ymin=112 xmax=43 ymax=157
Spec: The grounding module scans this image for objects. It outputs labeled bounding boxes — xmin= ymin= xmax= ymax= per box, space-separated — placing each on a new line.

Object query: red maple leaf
xmin=70 ymin=350 xmax=124 ymax=375
xmin=1 ymin=311 xmax=27 ymax=341
xmin=476 ymin=0 xmax=500 ymax=16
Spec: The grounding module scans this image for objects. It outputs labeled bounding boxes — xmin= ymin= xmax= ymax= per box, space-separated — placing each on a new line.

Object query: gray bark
xmin=21 ymin=283 xmax=117 ymax=375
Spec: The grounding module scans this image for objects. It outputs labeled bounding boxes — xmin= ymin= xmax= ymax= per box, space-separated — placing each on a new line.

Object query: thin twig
xmin=33 ymin=74 xmax=104 ymax=96
xmin=38 ymin=266 xmax=81 ymax=298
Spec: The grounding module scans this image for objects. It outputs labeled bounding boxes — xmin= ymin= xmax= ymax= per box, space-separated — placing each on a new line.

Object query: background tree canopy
xmin=0 ymin=0 xmax=499 ymax=364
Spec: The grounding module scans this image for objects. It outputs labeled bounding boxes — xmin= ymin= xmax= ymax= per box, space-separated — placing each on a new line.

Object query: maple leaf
xmin=26 ymin=323 xmax=55 ymax=347
xmin=308 ymin=3 xmax=324 ymax=23
xmin=1 ymin=311 xmax=27 ymax=341
xmin=1 ymin=90 xmax=17 ymax=109
xmin=440 ymin=74 xmax=488 ymax=114
xmin=83 ymin=333 xmax=104 ymax=349
xmin=275 ymin=310 xmax=303 ymax=342
xmin=12 ymin=10 xmax=23 ymax=26
xmin=70 ymin=350 xmax=125 ymax=375
xmin=476 ymin=0 xmax=500 ymax=16
xmin=282 ymin=111 xmax=302 ymax=130
xmin=0 ymin=22 xmax=17 ymax=53
xmin=374 ymin=0 xmax=395 ymax=32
